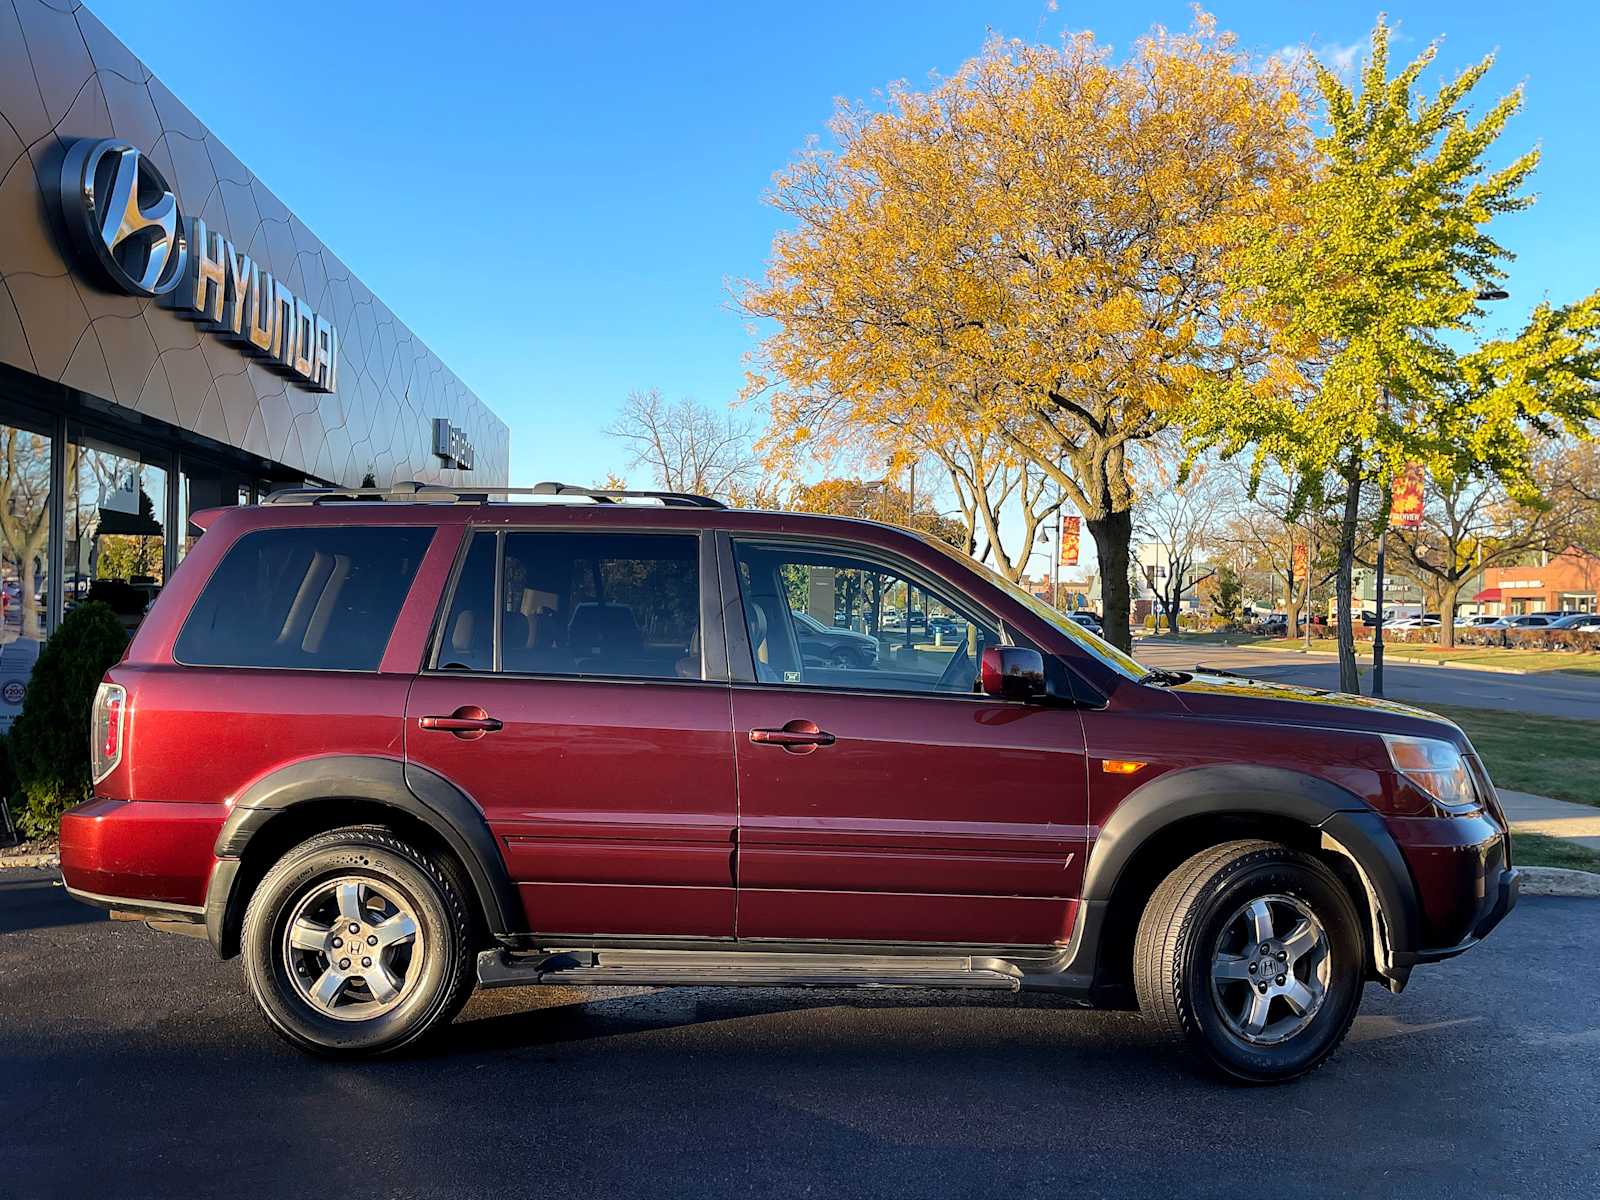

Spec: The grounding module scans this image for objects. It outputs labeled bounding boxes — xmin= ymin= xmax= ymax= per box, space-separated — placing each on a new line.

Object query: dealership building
xmin=0 ymin=1 xmax=509 ymax=728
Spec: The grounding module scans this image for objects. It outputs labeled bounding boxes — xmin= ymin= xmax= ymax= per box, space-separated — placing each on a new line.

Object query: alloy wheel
xmin=1209 ymin=893 xmax=1331 ymax=1046
xmin=281 ymin=877 xmax=424 ymax=1022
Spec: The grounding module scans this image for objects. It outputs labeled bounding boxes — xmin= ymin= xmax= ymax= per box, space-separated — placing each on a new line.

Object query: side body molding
xmin=1083 ymin=764 xmax=1422 ymax=981
xmin=205 ymin=755 xmax=523 ymax=957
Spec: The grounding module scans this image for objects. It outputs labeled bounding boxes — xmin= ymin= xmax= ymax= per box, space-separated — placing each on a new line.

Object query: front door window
xmin=731 ymin=541 xmax=1001 ymax=695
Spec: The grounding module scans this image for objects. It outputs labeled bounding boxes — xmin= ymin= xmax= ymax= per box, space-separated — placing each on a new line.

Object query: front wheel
xmin=241 ymin=826 xmax=476 ymax=1057
xmin=1134 ymin=840 xmax=1365 ymax=1083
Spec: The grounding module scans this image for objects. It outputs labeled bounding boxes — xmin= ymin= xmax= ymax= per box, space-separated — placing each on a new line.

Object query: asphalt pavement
xmin=1134 ymin=638 xmax=1600 ymax=719
xmin=1 ymin=869 xmax=1595 ymax=1199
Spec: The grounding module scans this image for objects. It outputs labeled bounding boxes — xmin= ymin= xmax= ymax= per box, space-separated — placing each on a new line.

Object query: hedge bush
xmin=10 ymin=601 xmax=128 ymax=839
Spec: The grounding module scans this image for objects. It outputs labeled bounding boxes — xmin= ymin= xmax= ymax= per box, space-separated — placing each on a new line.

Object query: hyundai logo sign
xmin=57 ymin=137 xmax=339 ymax=393
xmin=59 ymin=138 xmax=187 ymax=296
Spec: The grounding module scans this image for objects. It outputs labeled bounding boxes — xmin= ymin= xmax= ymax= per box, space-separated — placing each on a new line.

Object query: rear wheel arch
xmin=1083 ymin=765 xmax=1416 ymax=996
xmin=206 ymin=755 xmax=522 ymax=958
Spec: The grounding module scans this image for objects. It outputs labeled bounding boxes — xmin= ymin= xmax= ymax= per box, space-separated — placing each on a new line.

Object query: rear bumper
xmin=1394 ymin=866 xmax=1520 ymax=967
xmin=59 ymin=797 xmax=227 ymax=909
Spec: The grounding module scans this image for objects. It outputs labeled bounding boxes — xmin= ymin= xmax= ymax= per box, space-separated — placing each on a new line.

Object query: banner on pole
xmin=1389 ymin=463 xmax=1425 ymax=530
xmin=1292 ymin=541 xmax=1309 ymax=581
xmin=1060 ymin=516 xmax=1080 ymax=567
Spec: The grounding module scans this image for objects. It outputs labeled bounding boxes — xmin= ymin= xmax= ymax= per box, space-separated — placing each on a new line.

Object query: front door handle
xmin=749 ymin=719 xmax=835 ymax=754
xmin=419 ymin=705 xmax=503 ymax=740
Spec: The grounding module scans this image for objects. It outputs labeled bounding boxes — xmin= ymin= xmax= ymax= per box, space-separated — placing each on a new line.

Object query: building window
xmin=65 ymin=438 xmax=168 ymax=636
xmin=0 ymin=419 xmax=53 ymax=732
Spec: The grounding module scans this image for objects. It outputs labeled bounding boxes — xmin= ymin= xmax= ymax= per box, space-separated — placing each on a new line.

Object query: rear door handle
xmin=749 ymin=719 xmax=835 ymax=753
xmin=419 ymin=706 xmax=503 ymax=739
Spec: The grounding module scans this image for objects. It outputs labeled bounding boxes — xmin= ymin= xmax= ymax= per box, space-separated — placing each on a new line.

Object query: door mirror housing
xmin=980 ymin=646 xmax=1047 ymax=701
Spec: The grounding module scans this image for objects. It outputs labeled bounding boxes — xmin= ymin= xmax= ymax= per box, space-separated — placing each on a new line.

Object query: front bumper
xmin=1394 ymin=866 xmax=1520 ymax=967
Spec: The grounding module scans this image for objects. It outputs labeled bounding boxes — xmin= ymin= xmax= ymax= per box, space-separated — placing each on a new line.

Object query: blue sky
xmin=91 ymin=1 xmax=1600 ymax=573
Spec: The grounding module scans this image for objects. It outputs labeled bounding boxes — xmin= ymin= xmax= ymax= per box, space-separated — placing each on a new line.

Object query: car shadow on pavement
xmin=0 ymin=872 xmax=103 ymax=935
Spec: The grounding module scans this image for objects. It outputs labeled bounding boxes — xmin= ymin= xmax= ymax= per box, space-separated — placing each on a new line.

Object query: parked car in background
xmin=1067 ymin=611 xmax=1103 ymax=636
xmin=792 ymin=609 xmax=880 ymax=667
xmin=1486 ymin=614 xmax=1555 ymax=629
xmin=1386 ymin=616 xmax=1440 ymax=630
xmin=60 ymin=480 xmax=1518 ymax=1082
xmin=1457 ymin=614 xmax=1501 ymax=628
xmin=1548 ymin=612 xmax=1600 ymax=631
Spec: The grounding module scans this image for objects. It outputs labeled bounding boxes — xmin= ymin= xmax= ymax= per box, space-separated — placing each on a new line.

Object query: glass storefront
xmin=65 ymin=436 xmax=169 ymax=634
xmin=0 ymin=417 xmax=53 ymax=730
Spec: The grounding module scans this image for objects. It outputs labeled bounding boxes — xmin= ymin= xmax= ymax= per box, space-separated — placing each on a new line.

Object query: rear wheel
xmin=241 ymin=826 xmax=475 ymax=1057
xmin=1134 ymin=840 xmax=1365 ymax=1083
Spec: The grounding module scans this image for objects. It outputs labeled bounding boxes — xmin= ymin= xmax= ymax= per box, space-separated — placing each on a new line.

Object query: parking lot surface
xmin=1 ymin=869 xmax=1596 ymax=1199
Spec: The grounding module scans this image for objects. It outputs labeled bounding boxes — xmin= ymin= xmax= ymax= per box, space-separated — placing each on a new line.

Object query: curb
xmin=1518 ymin=866 xmax=1600 ymax=898
xmin=0 ymin=852 xmax=59 ymax=869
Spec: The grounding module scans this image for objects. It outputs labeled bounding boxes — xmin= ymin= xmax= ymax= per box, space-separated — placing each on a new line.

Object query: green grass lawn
xmin=1423 ymin=704 xmax=1600 ymax=808
xmin=1509 ymin=831 xmax=1600 ymax=873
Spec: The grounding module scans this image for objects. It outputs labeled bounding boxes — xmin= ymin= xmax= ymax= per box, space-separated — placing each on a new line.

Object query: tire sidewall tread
xmin=240 ymin=825 xmax=475 ymax=1058
xmin=1134 ymin=840 xmax=1365 ymax=1084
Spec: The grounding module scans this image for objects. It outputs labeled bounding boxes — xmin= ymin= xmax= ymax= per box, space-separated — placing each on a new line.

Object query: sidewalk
xmin=1498 ymin=788 xmax=1600 ymax=852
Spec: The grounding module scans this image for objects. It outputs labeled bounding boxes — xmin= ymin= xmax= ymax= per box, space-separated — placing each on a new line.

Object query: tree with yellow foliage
xmin=1185 ymin=18 xmax=1600 ymax=691
xmin=743 ymin=14 xmax=1305 ymax=650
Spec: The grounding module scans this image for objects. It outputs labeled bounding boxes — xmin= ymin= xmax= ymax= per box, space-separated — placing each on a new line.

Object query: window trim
xmin=423 ymin=525 xmax=719 ymax=686
xmin=717 ymin=531 xmax=1028 ymax=701
xmin=170 ymin=524 xmax=435 ymax=673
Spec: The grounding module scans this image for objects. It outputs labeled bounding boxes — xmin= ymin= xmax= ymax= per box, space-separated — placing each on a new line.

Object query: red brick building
xmin=1478 ymin=548 xmax=1600 ymax=614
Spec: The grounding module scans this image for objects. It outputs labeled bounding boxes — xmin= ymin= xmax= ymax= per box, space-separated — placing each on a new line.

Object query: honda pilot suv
xmin=60 ymin=482 xmax=1518 ymax=1081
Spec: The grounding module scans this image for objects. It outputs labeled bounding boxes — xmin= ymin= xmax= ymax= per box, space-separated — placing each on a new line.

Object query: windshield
xmin=918 ymin=535 xmax=1145 ymax=680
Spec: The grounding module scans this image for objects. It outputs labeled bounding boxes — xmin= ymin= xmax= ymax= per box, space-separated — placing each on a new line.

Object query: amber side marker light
xmin=1101 ymin=759 xmax=1147 ymax=775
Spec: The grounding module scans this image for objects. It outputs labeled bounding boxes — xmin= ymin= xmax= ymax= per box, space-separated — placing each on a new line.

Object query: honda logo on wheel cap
xmin=59 ymin=138 xmax=188 ymax=297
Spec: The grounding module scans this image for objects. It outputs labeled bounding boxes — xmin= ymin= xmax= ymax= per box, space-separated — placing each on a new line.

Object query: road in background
xmin=1133 ymin=638 xmax=1600 ymax=720
xmin=1 ymin=870 xmax=1595 ymax=1199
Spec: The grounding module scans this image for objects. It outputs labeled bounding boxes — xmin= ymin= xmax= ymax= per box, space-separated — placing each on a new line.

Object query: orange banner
xmin=1292 ymin=541 xmax=1308 ymax=580
xmin=1060 ymin=516 xmax=1080 ymax=567
xmin=1389 ymin=463 xmax=1425 ymax=530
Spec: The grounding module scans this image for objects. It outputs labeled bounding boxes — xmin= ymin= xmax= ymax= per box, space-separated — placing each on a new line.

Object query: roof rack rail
xmin=260 ymin=480 xmax=727 ymax=509
xmin=529 ymin=481 xmax=726 ymax=509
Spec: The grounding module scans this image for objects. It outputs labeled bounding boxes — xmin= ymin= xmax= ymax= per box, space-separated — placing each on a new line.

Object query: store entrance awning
xmin=1472 ymin=587 xmax=1502 ymax=603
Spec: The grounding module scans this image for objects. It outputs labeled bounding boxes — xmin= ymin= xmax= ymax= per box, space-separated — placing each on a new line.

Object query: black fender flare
xmin=1082 ymin=763 xmax=1421 ymax=981
xmin=205 ymin=755 xmax=523 ymax=957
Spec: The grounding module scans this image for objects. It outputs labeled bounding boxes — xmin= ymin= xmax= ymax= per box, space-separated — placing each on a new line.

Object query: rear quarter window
xmin=174 ymin=526 xmax=434 ymax=670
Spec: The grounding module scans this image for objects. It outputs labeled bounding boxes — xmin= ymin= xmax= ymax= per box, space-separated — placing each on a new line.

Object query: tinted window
xmin=436 ymin=532 xmax=496 ymax=672
xmin=435 ymin=530 xmax=701 ymax=680
xmin=175 ymin=526 xmax=433 ymax=670
xmin=732 ymin=540 xmax=999 ymax=695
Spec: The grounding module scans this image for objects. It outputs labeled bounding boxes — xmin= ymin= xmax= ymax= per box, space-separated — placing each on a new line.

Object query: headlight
xmin=1383 ymin=735 xmax=1477 ymax=809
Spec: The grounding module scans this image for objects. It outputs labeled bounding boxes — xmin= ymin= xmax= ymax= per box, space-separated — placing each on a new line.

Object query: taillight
xmin=90 ymin=682 xmax=126 ymax=784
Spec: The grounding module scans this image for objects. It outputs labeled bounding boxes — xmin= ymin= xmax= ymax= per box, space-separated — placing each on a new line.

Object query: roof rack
xmin=260 ymin=480 xmax=726 ymax=509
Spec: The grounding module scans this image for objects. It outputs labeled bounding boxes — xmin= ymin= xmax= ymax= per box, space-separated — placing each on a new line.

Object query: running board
xmin=476 ymin=948 xmax=1024 ymax=991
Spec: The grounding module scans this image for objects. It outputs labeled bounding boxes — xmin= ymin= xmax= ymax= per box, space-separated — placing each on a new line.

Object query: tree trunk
xmin=1438 ymin=580 xmax=1461 ymax=649
xmin=1284 ymin=592 xmax=1302 ymax=644
xmin=1166 ymin=597 xmax=1179 ymax=635
xmin=1087 ymin=509 xmax=1134 ymax=653
xmin=1335 ymin=472 xmax=1361 ymax=694
xmin=18 ymin=551 xmax=41 ymax=641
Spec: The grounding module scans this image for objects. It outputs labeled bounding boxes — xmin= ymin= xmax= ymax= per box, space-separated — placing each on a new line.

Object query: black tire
xmin=1134 ymin=839 xmax=1365 ymax=1083
xmin=241 ymin=825 xmax=476 ymax=1058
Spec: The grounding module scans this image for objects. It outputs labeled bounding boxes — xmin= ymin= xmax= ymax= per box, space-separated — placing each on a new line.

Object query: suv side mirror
xmin=980 ymin=646 xmax=1047 ymax=701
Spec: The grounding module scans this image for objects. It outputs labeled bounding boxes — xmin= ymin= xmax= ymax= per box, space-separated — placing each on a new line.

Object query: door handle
xmin=419 ymin=706 xmax=503 ymax=740
xmin=749 ymin=719 xmax=835 ymax=754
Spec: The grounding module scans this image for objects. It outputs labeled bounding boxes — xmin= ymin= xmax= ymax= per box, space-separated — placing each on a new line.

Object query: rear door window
xmin=433 ymin=530 xmax=701 ymax=680
xmin=174 ymin=526 xmax=433 ymax=670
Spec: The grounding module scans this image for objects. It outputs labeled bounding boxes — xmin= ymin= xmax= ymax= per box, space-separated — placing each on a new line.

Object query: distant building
xmin=1478 ymin=549 xmax=1600 ymax=615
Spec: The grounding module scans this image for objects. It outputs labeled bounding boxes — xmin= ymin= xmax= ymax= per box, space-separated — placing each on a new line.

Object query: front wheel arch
xmin=1081 ymin=766 xmax=1419 ymax=996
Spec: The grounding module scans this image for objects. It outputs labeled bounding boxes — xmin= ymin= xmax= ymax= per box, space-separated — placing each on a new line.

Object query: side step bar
xmin=477 ymin=948 xmax=1024 ymax=991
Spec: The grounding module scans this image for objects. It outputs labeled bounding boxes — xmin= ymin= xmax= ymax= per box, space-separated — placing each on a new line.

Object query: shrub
xmin=10 ymin=601 xmax=128 ymax=839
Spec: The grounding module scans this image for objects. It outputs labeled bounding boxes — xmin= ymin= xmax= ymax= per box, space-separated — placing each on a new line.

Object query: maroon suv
xmin=59 ymin=482 xmax=1518 ymax=1081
